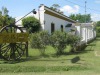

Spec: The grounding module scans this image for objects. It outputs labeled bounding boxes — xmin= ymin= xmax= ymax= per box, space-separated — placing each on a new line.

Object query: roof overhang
xmin=42 ymin=5 xmax=76 ymax=23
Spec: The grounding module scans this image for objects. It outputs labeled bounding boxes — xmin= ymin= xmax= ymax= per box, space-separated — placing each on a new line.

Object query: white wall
xmin=75 ymin=26 xmax=81 ymax=36
xmin=43 ymin=13 xmax=72 ymax=34
xmin=75 ymin=23 xmax=96 ymax=45
xmin=38 ymin=4 xmax=74 ymax=34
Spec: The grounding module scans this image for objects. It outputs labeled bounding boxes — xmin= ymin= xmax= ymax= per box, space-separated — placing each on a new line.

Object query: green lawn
xmin=0 ymin=38 xmax=100 ymax=75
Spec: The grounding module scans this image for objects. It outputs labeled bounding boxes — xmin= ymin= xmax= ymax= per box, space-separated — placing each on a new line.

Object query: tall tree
xmin=50 ymin=4 xmax=63 ymax=14
xmin=22 ymin=16 xmax=40 ymax=33
xmin=2 ymin=7 xmax=9 ymax=16
xmin=69 ymin=14 xmax=77 ymax=21
xmin=96 ymin=21 xmax=100 ymax=27
xmin=0 ymin=7 xmax=15 ymax=28
xmin=51 ymin=4 xmax=60 ymax=11
xmin=69 ymin=14 xmax=92 ymax=23
xmin=95 ymin=21 xmax=100 ymax=36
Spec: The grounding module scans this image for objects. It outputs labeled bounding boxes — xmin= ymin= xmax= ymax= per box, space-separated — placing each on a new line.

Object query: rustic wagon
xmin=0 ymin=25 xmax=28 ymax=61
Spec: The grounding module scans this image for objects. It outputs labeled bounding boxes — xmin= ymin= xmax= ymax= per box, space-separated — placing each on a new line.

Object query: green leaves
xmin=67 ymin=34 xmax=81 ymax=52
xmin=50 ymin=4 xmax=63 ymax=14
xmin=67 ymin=34 xmax=80 ymax=45
xmin=22 ymin=16 xmax=40 ymax=33
xmin=69 ymin=14 xmax=92 ymax=23
xmin=30 ymin=31 xmax=81 ymax=55
xmin=30 ymin=31 xmax=50 ymax=55
xmin=0 ymin=7 xmax=15 ymax=28
xmin=50 ymin=31 xmax=68 ymax=54
xmin=96 ymin=21 xmax=100 ymax=27
xmin=50 ymin=31 xmax=81 ymax=53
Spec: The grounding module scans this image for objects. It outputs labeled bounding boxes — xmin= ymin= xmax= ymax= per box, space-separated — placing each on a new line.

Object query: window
xmin=51 ymin=23 xmax=55 ymax=33
xmin=61 ymin=25 xmax=63 ymax=32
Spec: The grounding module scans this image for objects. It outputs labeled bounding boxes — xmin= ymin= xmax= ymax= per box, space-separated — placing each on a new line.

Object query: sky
xmin=0 ymin=0 xmax=100 ymax=21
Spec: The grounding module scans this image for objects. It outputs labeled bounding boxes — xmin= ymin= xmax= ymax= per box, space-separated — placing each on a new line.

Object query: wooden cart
xmin=0 ymin=25 xmax=28 ymax=61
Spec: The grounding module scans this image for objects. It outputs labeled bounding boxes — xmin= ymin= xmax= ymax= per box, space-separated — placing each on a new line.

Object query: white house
xmin=15 ymin=4 xmax=96 ymax=45
xmin=38 ymin=4 xmax=76 ymax=34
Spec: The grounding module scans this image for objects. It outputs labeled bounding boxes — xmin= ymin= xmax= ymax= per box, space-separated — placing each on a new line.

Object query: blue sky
xmin=0 ymin=0 xmax=100 ymax=21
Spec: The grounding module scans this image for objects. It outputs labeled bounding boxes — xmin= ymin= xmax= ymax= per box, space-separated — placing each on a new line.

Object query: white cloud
xmin=91 ymin=13 xmax=100 ymax=21
xmin=95 ymin=0 xmax=100 ymax=3
xmin=60 ymin=5 xmax=79 ymax=14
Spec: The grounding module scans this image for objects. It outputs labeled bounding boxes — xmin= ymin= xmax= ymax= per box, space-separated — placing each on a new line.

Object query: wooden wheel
xmin=0 ymin=25 xmax=27 ymax=61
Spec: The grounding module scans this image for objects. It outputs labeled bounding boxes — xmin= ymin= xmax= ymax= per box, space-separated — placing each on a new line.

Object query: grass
xmin=0 ymin=38 xmax=100 ymax=75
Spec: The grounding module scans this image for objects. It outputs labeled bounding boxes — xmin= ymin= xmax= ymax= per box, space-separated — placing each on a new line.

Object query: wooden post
xmin=26 ymin=41 xmax=28 ymax=57
xmin=0 ymin=45 xmax=1 ymax=58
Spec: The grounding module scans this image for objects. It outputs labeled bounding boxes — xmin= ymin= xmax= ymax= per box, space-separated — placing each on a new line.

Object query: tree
xmin=50 ymin=4 xmax=63 ymax=14
xmin=95 ymin=21 xmax=100 ymax=37
xmin=2 ymin=7 xmax=9 ymax=16
xmin=2 ymin=15 xmax=15 ymax=26
xmin=0 ymin=7 xmax=15 ymax=29
xmin=22 ymin=16 xmax=40 ymax=33
xmin=69 ymin=14 xmax=77 ymax=21
xmin=30 ymin=31 xmax=50 ymax=55
xmin=96 ymin=21 xmax=100 ymax=27
xmin=51 ymin=4 xmax=60 ymax=11
xmin=69 ymin=14 xmax=92 ymax=23
xmin=50 ymin=31 xmax=67 ymax=55
xmin=67 ymin=34 xmax=80 ymax=52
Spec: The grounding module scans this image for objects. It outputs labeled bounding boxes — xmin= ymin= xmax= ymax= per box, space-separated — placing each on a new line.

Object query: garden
xmin=0 ymin=30 xmax=100 ymax=75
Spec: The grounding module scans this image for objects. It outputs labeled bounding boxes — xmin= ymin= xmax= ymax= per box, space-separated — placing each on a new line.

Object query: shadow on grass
xmin=71 ymin=56 xmax=80 ymax=63
xmin=95 ymin=38 xmax=100 ymax=41
xmin=0 ymin=60 xmax=25 ymax=64
xmin=26 ymin=55 xmax=48 ymax=60
xmin=86 ymin=43 xmax=96 ymax=46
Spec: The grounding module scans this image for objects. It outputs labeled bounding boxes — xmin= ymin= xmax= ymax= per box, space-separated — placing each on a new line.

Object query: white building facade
xmin=15 ymin=4 xmax=96 ymax=44
xmin=38 ymin=4 xmax=76 ymax=34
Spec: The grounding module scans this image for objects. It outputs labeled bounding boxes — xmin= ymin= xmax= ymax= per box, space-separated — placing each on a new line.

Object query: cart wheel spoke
xmin=1 ymin=44 xmax=10 ymax=50
xmin=1 ymin=47 xmax=10 ymax=54
xmin=3 ymin=47 xmax=10 ymax=56
xmin=16 ymin=45 xmax=25 ymax=52
xmin=15 ymin=47 xmax=22 ymax=59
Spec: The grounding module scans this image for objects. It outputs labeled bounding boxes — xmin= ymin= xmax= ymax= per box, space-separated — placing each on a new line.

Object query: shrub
xmin=30 ymin=31 xmax=50 ymax=55
xmin=96 ymin=33 xmax=100 ymax=37
xmin=50 ymin=31 xmax=67 ymax=55
xmin=67 ymin=34 xmax=80 ymax=52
